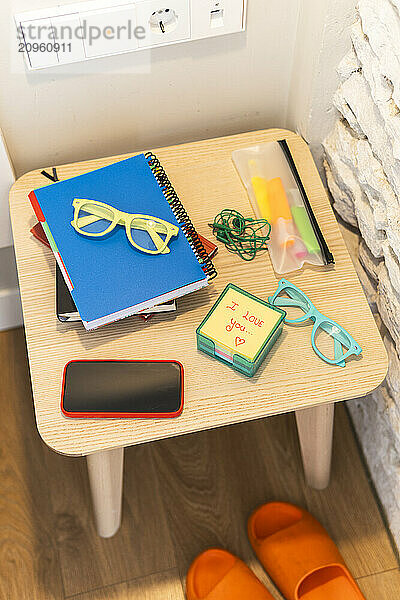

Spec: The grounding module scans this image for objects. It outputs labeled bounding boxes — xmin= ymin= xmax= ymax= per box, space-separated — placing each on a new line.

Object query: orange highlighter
xmin=251 ymin=173 xmax=307 ymax=259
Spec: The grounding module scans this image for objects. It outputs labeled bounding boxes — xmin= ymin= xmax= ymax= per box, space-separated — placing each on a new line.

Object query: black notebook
xmin=56 ymin=264 xmax=177 ymax=322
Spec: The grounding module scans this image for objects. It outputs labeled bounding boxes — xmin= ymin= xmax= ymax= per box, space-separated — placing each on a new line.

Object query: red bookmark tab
xmin=29 ymin=191 xmax=45 ymax=222
xmin=30 ymin=222 xmax=51 ymax=249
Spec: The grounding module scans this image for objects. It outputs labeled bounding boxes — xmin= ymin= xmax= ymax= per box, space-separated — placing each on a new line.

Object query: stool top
xmin=9 ymin=129 xmax=387 ymax=456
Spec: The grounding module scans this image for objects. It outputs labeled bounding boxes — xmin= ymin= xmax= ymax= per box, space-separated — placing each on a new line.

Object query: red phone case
xmin=61 ymin=359 xmax=184 ymax=419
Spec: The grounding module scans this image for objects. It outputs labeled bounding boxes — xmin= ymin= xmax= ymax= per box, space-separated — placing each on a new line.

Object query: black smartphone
xmin=61 ymin=360 xmax=184 ymax=418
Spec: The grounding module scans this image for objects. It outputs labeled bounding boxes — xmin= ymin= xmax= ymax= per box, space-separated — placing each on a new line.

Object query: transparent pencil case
xmin=232 ymin=140 xmax=334 ymax=274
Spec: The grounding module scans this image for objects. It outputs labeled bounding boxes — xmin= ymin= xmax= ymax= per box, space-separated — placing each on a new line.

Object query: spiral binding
xmin=145 ymin=152 xmax=217 ymax=281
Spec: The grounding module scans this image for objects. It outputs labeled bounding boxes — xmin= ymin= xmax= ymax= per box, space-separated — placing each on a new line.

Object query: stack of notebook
xmin=31 ymin=218 xmax=178 ymax=321
xmin=30 ymin=152 xmax=217 ymax=330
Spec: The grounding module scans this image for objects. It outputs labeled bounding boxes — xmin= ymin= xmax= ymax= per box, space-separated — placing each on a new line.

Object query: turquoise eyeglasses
xmin=268 ymin=279 xmax=362 ymax=367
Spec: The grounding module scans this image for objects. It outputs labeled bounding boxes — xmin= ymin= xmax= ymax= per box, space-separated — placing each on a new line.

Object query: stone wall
xmin=324 ymin=0 xmax=400 ymax=548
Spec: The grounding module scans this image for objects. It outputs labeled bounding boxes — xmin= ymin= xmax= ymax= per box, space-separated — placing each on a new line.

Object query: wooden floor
xmin=0 ymin=327 xmax=399 ymax=600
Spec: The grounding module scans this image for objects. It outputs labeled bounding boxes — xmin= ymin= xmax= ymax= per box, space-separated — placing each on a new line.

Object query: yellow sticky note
xmin=199 ymin=284 xmax=283 ymax=361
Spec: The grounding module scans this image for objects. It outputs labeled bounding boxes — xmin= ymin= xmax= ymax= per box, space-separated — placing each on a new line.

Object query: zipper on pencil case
xmin=278 ymin=139 xmax=334 ymax=266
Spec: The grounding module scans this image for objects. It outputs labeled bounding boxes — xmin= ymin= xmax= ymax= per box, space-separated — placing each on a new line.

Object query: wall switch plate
xmin=20 ymin=17 xmax=59 ymax=69
xmin=15 ymin=0 xmax=247 ymax=70
xmin=81 ymin=5 xmax=138 ymax=57
xmin=50 ymin=14 xmax=85 ymax=63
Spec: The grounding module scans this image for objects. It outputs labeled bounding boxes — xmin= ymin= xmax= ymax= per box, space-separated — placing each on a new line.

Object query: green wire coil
xmin=209 ymin=209 xmax=271 ymax=261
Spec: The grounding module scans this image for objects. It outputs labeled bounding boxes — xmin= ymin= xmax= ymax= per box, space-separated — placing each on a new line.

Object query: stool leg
xmin=295 ymin=404 xmax=334 ymax=490
xmin=86 ymin=447 xmax=124 ymax=537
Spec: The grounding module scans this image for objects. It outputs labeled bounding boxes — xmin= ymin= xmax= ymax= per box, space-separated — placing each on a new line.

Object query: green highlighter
xmin=287 ymin=189 xmax=320 ymax=254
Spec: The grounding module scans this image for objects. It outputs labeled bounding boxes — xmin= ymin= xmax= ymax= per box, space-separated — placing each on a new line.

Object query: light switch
xmin=135 ymin=0 xmax=190 ymax=48
xmin=19 ymin=17 xmax=59 ymax=69
xmin=81 ymin=5 xmax=139 ymax=58
xmin=51 ymin=14 xmax=85 ymax=64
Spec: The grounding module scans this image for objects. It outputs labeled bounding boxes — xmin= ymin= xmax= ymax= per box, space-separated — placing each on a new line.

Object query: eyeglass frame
xmin=268 ymin=278 xmax=362 ymax=367
xmin=71 ymin=198 xmax=179 ymax=255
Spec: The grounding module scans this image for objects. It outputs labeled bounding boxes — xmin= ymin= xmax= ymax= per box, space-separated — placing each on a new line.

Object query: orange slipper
xmin=186 ymin=548 xmax=275 ymax=600
xmin=248 ymin=502 xmax=366 ymax=600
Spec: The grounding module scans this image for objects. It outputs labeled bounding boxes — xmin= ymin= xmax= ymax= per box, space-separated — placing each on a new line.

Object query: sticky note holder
xmin=196 ymin=283 xmax=286 ymax=377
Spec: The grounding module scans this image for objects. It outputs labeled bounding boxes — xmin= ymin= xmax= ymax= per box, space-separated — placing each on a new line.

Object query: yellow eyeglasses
xmin=71 ymin=199 xmax=179 ymax=255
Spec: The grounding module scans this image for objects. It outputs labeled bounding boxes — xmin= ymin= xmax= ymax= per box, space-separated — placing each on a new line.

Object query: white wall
xmin=0 ymin=130 xmax=14 ymax=248
xmin=287 ymin=0 xmax=357 ymax=170
xmin=1 ymin=0 xmax=300 ymax=176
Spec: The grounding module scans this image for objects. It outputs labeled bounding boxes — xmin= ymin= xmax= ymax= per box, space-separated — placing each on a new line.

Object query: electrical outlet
xmin=135 ymin=0 xmax=190 ymax=47
xmin=149 ymin=8 xmax=178 ymax=34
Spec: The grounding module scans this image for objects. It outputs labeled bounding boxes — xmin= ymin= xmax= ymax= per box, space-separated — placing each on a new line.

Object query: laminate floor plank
xmin=357 ymin=568 xmax=400 ymax=599
xmin=42 ymin=442 xmax=176 ymax=597
xmin=0 ymin=329 xmax=64 ymax=600
xmin=67 ymin=570 xmax=184 ymax=600
xmin=302 ymin=405 xmax=399 ymax=577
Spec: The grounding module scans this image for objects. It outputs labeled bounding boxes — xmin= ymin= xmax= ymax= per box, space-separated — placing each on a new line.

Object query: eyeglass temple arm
xmin=334 ymin=337 xmax=346 ymax=367
xmin=272 ymin=297 xmax=352 ymax=341
xmin=272 ymin=296 xmax=349 ymax=365
xmin=145 ymin=226 xmax=171 ymax=253
xmin=270 ymin=296 xmax=309 ymax=312
xmin=317 ymin=320 xmax=354 ymax=348
xmin=316 ymin=320 xmax=347 ymax=366
xmin=75 ymin=205 xmax=172 ymax=235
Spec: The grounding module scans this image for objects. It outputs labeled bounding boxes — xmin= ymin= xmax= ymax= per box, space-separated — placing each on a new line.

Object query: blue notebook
xmin=30 ymin=153 xmax=215 ymax=330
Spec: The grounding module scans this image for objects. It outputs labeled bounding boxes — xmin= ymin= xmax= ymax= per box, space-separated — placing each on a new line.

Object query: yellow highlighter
xmin=250 ymin=174 xmax=273 ymax=222
xmin=250 ymin=171 xmax=295 ymax=247
xmin=250 ymin=166 xmax=307 ymax=259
